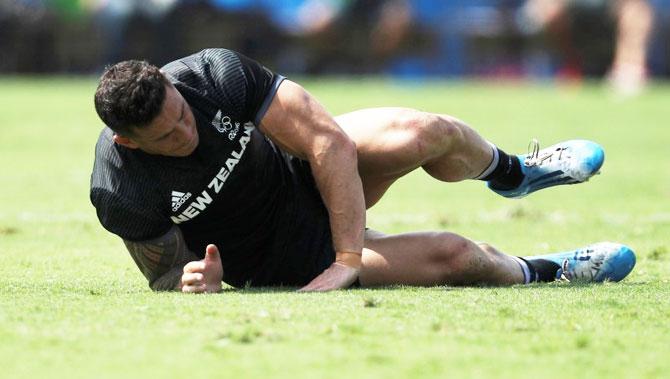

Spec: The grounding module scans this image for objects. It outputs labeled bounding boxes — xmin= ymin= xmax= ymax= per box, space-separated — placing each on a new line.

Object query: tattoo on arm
xmin=123 ymin=226 xmax=199 ymax=291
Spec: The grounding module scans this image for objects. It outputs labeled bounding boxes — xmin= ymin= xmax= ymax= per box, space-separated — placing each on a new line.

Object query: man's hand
xmin=181 ymin=244 xmax=223 ymax=293
xmin=299 ymin=252 xmax=362 ymax=291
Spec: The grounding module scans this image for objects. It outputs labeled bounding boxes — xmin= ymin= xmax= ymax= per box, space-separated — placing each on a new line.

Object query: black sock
xmin=481 ymin=148 xmax=524 ymax=190
xmin=522 ymin=258 xmax=561 ymax=282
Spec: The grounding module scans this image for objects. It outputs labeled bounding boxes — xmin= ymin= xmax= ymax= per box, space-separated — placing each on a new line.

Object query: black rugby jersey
xmin=90 ymin=49 xmax=334 ymax=286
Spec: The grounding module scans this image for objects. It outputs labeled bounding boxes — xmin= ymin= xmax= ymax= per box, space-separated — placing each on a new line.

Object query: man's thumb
xmin=204 ymin=244 xmax=220 ymax=264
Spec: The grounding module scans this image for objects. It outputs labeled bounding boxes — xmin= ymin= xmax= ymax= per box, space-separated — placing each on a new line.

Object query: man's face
xmin=114 ymin=84 xmax=199 ymax=157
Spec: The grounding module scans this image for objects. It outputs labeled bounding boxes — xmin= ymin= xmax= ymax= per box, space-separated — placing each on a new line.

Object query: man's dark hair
xmin=94 ymin=60 xmax=169 ymax=136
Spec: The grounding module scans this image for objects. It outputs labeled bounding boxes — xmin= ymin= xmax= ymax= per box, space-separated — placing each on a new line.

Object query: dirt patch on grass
xmin=0 ymin=226 xmax=19 ymax=235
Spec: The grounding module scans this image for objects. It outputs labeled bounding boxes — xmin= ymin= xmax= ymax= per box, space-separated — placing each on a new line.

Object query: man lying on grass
xmin=90 ymin=48 xmax=636 ymax=293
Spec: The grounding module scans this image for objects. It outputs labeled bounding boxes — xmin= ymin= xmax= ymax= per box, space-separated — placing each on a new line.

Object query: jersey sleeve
xmin=90 ymin=188 xmax=172 ymax=241
xmin=90 ymin=131 xmax=173 ymax=241
xmin=199 ymin=49 xmax=285 ymax=125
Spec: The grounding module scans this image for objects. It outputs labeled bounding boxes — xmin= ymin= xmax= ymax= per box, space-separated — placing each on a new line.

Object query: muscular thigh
xmin=336 ymin=107 xmax=428 ymax=178
xmin=359 ymin=229 xmax=473 ymax=287
xmin=335 ymin=108 xmax=433 ymax=207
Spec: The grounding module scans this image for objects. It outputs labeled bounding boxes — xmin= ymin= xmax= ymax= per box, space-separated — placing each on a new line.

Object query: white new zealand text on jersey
xmin=170 ymin=123 xmax=254 ymax=224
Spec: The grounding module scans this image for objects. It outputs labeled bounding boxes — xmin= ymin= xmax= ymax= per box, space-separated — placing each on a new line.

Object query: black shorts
xmin=225 ymin=154 xmax=336 ymax=288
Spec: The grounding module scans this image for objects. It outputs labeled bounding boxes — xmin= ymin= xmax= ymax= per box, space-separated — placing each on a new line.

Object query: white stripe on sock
xmin=511 ymin=256 xmax=531 ymax=284
xmin=474 ymin=142 xmax=499 ymax=180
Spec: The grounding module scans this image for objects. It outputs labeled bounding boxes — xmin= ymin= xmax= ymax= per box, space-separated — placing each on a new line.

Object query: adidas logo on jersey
xmin=171 ymin=191 xmax=192 ymax=212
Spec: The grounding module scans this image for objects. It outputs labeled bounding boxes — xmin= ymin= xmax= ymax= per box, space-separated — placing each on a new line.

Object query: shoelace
xmin=524 ymin=139 xmax=569 ymax=167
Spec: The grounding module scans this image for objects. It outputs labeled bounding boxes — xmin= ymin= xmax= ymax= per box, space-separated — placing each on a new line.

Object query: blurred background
xmin=2 ymin=0 xmax=669 ymax=95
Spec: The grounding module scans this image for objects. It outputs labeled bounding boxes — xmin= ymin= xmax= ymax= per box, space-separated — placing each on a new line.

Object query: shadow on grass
xmin=496 ymin=280 xmax=649 ymax=290
xmin=225 ymin=280 xmax=649 ymax=295
xmin=223 ymin=284 xmax=457 ymax=295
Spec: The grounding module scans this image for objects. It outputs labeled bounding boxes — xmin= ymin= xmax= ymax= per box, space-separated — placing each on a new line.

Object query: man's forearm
xmin=309 ymin=135 xmax=366 ymax=255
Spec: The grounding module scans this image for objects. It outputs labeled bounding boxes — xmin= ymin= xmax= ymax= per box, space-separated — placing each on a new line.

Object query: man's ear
xmin=113 ymin=134 xmax=140 ymax=149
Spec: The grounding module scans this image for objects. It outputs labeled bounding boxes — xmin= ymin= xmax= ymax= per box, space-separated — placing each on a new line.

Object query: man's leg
xmin=336 ymin=107 xmax=603 ymax=204
xmin=359 ymin=229 xmax=525 ymax=286
xmin=359 ymin=230 xmax=637 ymax=286
xmin=335 ymin=107 xmax=509 ymax=207
xmin=608 ymin=0 xmax=653 ymax=96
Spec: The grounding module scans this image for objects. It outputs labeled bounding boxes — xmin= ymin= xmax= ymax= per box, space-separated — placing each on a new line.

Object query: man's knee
xmin=395 ymin=110 xmax=463 ymax=159
xmin=477 ymin=242 xmax=497 ymax=254
xmin=428 ymin=233 xmax=494 ymax=284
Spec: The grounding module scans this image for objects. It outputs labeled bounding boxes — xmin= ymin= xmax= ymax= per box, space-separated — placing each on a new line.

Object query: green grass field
xmin=0 ymin=77 xmax=668 ymax=379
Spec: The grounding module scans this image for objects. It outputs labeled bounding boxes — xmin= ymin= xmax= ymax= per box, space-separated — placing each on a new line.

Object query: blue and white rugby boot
xmin=527 ymin=242 xmax=636 ymax=283
xmin=489 ymin=139 xmax=605 ymax=198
